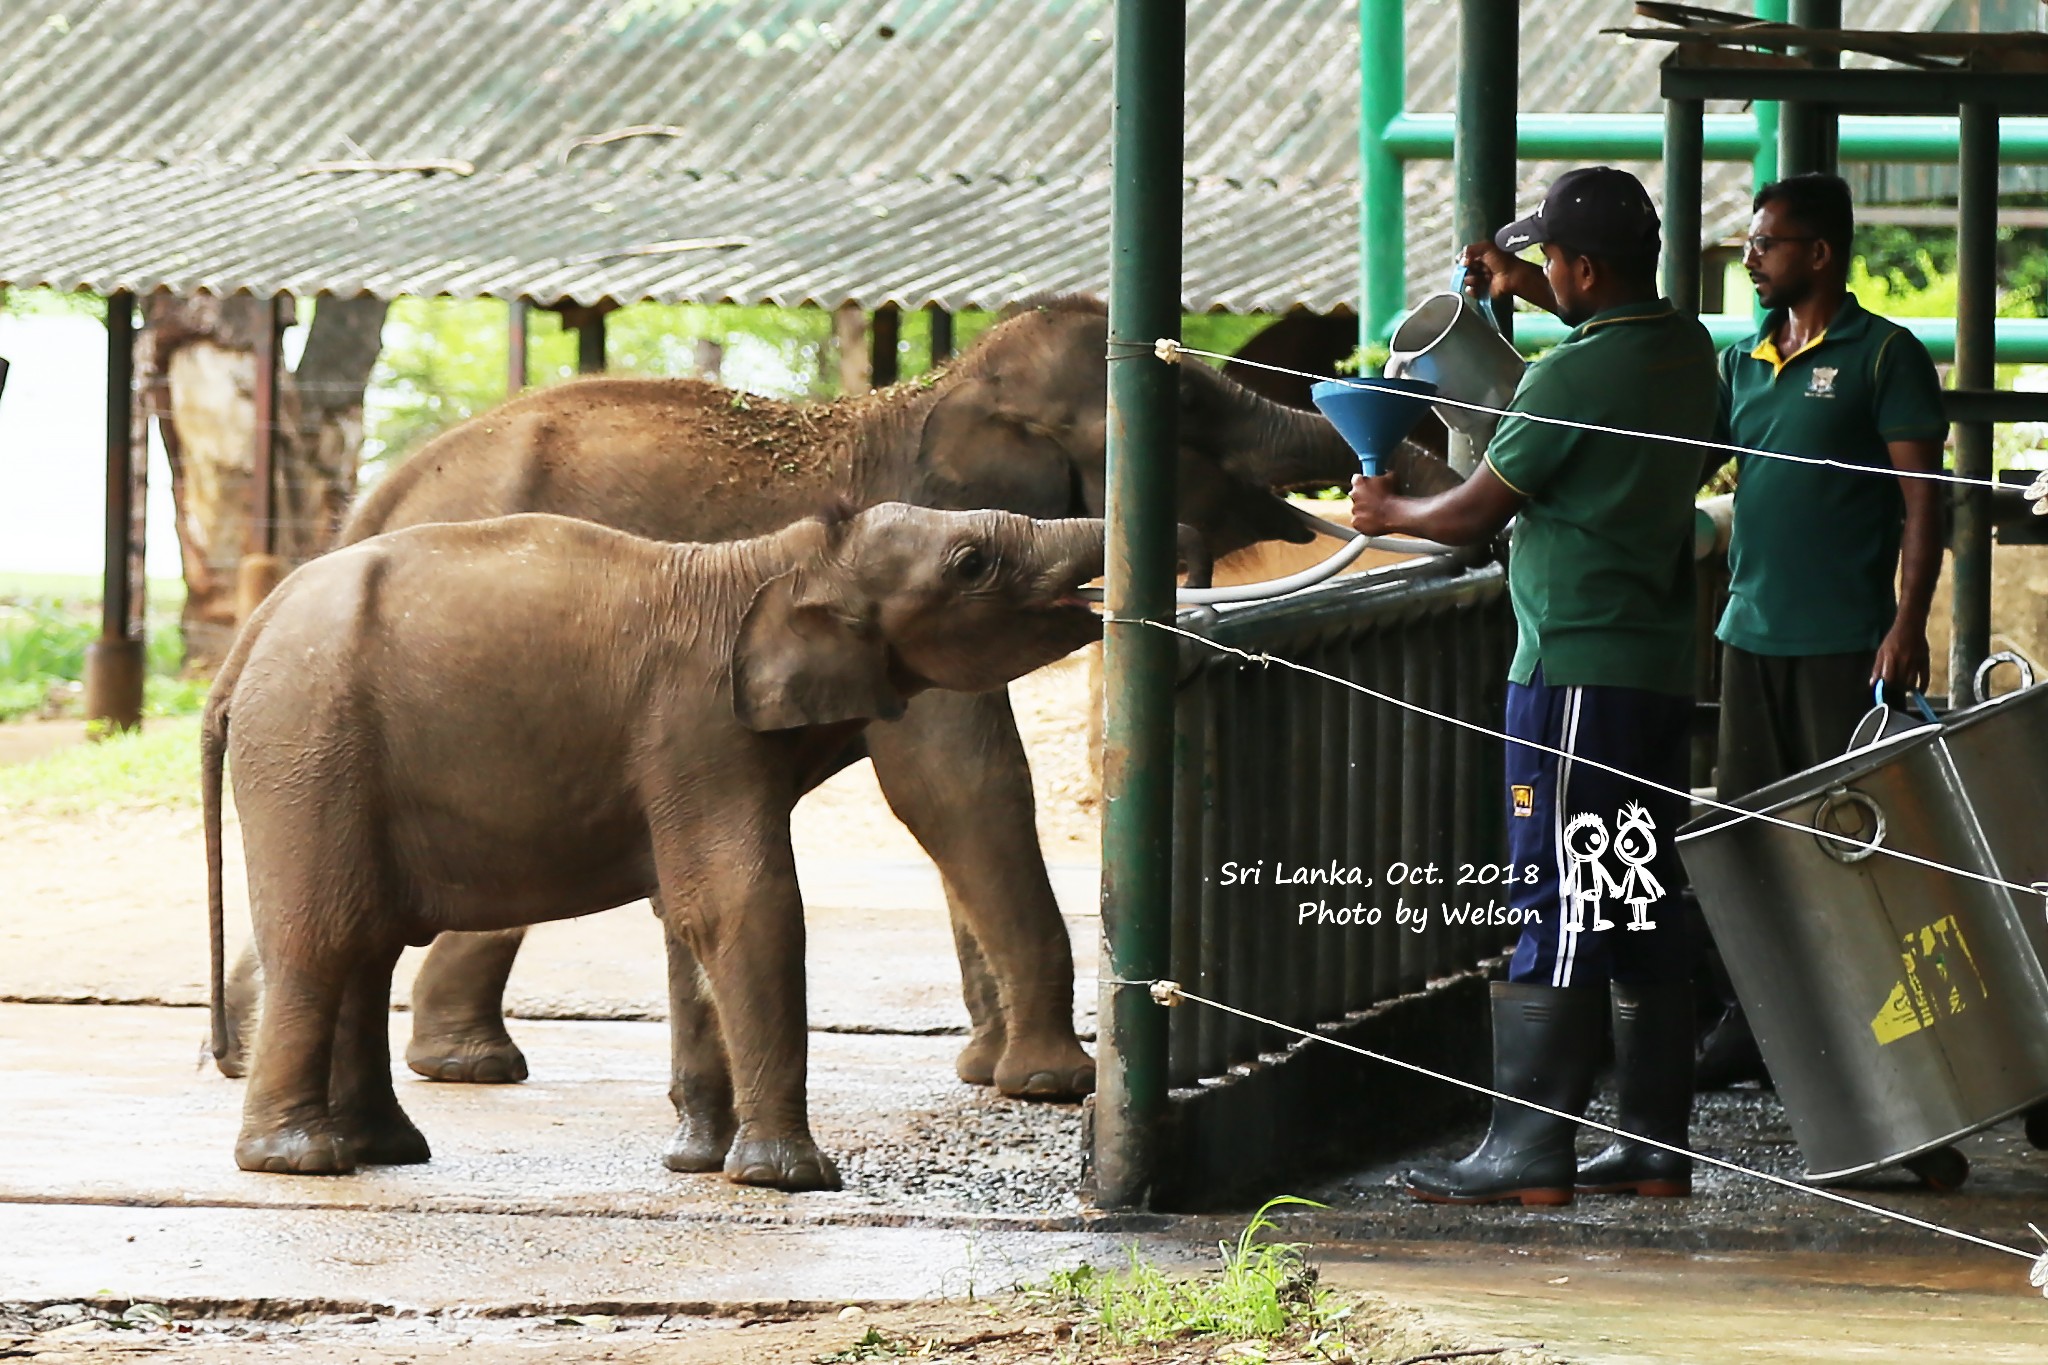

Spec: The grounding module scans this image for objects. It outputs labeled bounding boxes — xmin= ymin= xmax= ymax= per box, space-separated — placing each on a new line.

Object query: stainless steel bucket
xmin=1936 ymin=662 xmax=2048 ymax=969
xmin=1679 ymin=724 xmax=2048 ymax=1180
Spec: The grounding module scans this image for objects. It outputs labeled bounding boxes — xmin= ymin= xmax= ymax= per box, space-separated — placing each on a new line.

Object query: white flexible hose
xmin=1077 ymin=532 xmax=1456 ymax=605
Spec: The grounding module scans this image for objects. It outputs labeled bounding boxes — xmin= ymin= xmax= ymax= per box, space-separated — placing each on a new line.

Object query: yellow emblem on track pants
xmin=1511 ymin=785 xmax=1534 ymax=818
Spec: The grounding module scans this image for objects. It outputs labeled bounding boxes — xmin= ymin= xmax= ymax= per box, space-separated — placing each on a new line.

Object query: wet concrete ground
xmin=6 ymin=772 xmax=2048 ymax=1357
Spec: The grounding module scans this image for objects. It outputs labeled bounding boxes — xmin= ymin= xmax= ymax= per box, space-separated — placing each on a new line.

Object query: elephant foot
xmin=953 ymin=1026 xmax=1006 ymax=1088
xmin=405 ymin=1029 xmax=529 ymax=1085
xmin=333 ymin=1110 xmax=432 ymax=1166
xmin=235 ymin=1125 xmax=358 ymax=1176
xmin=723 ymin=1132 xmax=842 ymax=1192
xmin=993 ymin=1036 xmax=1096 ymax=1101
xmin=662 ymin=1112 xmax=738 ymax=1173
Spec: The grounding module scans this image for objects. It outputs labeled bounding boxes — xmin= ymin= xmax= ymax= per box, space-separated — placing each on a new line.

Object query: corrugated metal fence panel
xmin=1163 ymin=559 xmax=1513 ymax=1090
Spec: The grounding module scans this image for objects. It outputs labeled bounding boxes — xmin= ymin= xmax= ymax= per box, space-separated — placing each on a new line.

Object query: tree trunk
xmin=141 ymin=293 xmax=387 ymax=667
xmin=833 ymin=302 xmax=870 ymax=395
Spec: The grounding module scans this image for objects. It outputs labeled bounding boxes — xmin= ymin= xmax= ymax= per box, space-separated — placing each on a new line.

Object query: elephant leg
xmin=865 ymin=688 xmax=1093 ymax=1100
xmin=236 ymin=945 xmax=355 ymax=1176
xmin=657 ymin=897 xmax=736 ymax=1173
xmin=948 ymin=911 xmax=1006 ymax=1086
xmin=215 ymin=944 xmax=263 ymax=1079
xmin=652 ymin=809 xmax=838 ymax=1193
xmin=404 ymin=928 xmax=530 ymax=1084
xmin=328 ymin=945 xmax=430 ymax=1166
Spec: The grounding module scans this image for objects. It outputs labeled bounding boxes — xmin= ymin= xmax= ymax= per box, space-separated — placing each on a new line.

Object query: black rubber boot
xmin=1579 ymin=982 xmax=1696 ymax=1197
xmin=1405 ymin=982 xmax=1606 ymax=1207
xmin=1695 ymin=999 xmax=1770 ymax=1090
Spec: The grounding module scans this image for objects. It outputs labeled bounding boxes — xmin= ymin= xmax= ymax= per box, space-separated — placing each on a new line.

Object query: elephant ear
xmin=731 ymin=569 xmax=904 ymax=731
xmin=915 ymin=377 xmax=1080 ymax=518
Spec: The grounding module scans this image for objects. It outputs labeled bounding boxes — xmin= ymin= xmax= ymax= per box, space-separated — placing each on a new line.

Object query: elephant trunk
xmin=1030 ymin=516 xmax=1107 ymax=597
xmin=1225 ymin=396 xmax=1365 ymax=491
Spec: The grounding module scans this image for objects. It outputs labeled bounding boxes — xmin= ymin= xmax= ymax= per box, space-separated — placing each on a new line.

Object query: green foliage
xmin=0 ymin=285 xmax=105 ymax=319
xmin=1852 ymin=219 xmax=2048 ymax=319
xmin=1027 ymin=1197 xmax=1349 ymax=1352
xmin=0 ymin=584 xmax=197 ymax=723
xmin=0 ymin=716 xmax=200 ymax=814
xmin=813 ymin=1326 xmax=914 ymax=1361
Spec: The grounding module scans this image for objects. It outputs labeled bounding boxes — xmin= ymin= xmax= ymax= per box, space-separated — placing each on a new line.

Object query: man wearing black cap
xmin=1352 ymin=167 xmax=1721 ymax=1206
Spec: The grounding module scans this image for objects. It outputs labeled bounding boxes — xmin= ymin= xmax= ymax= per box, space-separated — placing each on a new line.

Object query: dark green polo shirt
xmin=1717 ymin=293 xmax=1950 ymax=656
xmin=1485 ymin=299 xmax=1721 ymax=697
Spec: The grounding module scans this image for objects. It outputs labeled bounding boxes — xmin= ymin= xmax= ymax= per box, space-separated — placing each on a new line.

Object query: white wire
xmin=1120 ymin=616 xmax=2048 ymax=904
xmin=1133 ymin=980 xmax=2040 ymax=1268
xmin=1163 ymin=340 xmax=2009 ymax=495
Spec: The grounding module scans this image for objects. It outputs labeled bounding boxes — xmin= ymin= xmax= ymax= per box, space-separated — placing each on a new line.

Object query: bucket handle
xmin=1447 ymin=259 xmax=1501 ymax=333
xmin=1814 ymin=786 xmax=1886 ymax=864
xmin=1972 ymin=650 xmax=2036 ymax=702
xmin=1869 ymin=681 xmax=1939 ymax=725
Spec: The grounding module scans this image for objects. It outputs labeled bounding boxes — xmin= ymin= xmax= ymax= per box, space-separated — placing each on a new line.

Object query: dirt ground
xmin=0 ymin=1294 xmax=1561 ymax=1365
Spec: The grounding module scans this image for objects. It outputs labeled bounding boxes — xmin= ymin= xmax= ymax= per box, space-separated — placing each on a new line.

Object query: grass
xmin=1026 ymin=1198 xmax=1354 ymax=1359
xmin=0 ymin=580 xmax=200 ymax=722
xmin=0 ymin=715 xmax=200 ymax=815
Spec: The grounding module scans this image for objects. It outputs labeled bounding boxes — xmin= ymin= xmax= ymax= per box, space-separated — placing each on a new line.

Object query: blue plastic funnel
xmin=1311 ymin=377 xmax=1438 ymax=477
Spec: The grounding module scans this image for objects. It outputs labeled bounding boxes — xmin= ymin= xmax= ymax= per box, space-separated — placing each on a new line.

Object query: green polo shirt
xmin=1485 ymin=298 xmax=1721 ymax=697
xmin=1717 ymin=293 xmax=1950 ymax=656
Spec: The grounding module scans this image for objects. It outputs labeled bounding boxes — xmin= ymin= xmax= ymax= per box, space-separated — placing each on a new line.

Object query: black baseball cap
xmin=1495 ymin=166 xmax=1661 ymax=260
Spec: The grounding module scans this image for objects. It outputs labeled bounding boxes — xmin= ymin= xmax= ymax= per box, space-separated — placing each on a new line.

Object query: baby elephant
xmin=204 ymin=503 xmax=1105 ymax=1191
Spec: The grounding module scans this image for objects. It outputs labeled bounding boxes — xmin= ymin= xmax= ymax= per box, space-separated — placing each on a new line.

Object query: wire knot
xmin=1154 ymin=337 xmax=1183 ymax=365
xmin=1149 ymin=979 xmax=1184 ymax=1007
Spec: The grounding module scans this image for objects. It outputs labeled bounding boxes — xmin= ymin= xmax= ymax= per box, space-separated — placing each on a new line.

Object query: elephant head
xmin=911 ymin=296 xmax=1450 ymax=562
xmin=732 ymin=503 xmax=1104 ymax=730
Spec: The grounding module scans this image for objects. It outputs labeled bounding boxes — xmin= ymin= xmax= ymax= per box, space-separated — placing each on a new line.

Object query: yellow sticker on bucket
xmin=1871 ymin=915 xmax=1988 ymax=1045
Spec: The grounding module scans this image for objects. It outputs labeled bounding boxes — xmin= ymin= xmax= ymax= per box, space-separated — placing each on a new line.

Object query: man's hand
xmin=1871 ymin=614 xmax=1931 ymax=696
xmin=1350 ymin=472 xmax=1401 ymax=536
xmin=1459 ymin=242 xmax=1557 ymax=315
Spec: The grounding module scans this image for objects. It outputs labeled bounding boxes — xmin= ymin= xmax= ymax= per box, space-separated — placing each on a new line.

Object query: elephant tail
xmin=201 ymin=596 xmax=268 ymax=1073
xmin=201 ymin=671 xmax=231 ymax=1070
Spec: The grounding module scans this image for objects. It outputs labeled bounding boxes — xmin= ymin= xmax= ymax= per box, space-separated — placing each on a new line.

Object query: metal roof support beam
xmin=84 ymin=291 xmax=143 ymax=735
xmin=869 ymin=304 xmax=900 ymax=389
xmin=1360 ymin=0 xmax=1408 ymax=345
xmin=1455 ymin=0 xmax=1517 ymax=346
xmin=1094 ymin=0 xmax=1182 ymax=1213
xmin=926 ymin=305 xmax=954 ymax=366
xmin=1950 ymin=101 xmax=1998 ymax=706
xmin=1664 ymin=97 xmax=1706 ymax=315
xmin=1781 ymin=0 xmax=1842 ymax=176
xmin=508 ymin=300 xmax=529 ymax=396
xmin=578 ymin=309 xmax=606 ymax=375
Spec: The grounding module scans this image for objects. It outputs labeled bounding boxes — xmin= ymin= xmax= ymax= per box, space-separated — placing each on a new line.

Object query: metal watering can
xmin=1383 ymin=263 xmax=1526 ymax=445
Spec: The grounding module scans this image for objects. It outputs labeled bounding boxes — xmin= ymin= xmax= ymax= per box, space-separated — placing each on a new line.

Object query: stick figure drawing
xmin=1613 ymin=802 xmax=1663 ymax=931
xmin=1561 ymin=812 xmax=1619 ymax=933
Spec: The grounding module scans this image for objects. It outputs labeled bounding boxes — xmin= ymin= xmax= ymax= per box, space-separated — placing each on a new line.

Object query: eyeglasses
xmin=1744 ymin=233 xmax=1819 ymax=256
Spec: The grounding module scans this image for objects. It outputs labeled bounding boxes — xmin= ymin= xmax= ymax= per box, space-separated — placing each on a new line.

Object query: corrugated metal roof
xmin=0 ymin=0 xmax=1970 ymax=313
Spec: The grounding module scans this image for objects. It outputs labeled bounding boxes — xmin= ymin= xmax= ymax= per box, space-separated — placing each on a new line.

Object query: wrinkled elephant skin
xmin=206 ymin=506 xmax=1107 ymax=1190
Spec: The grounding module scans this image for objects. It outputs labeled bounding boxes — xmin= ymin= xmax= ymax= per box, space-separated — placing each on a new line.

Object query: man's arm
xmin=1871 ymin=436 xmax=1945 ymax=693
xmin=1350 ymin=460 xmax=1524 ymax=546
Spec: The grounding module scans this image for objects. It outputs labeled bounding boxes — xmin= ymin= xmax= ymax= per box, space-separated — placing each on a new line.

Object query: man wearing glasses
xmin=1699 ymin=174 xmax=1951 ymax=1093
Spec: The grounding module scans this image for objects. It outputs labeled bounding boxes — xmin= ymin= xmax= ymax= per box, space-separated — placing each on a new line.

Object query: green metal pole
xmin=1781 ymin=0 xmax=1840 ymax=176
xmin=1752 ymin=0 xmax=1784 ymax=191
xmin=1664 ymin=98 xmax=1705 ymax=315
xmin=1361 ymin=0 xmax=1406 ymax=345
xmin=1950 ymin=101 xmax=1997 ymax=707
xmin=1455 ymin=0 xmax=1517 ymax=345
xmin=1095 ymin=0 xmax=1182 ymax=1212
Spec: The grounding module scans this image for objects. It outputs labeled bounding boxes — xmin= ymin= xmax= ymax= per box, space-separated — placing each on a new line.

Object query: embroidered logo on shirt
xmin=1807 ymin=366 xmax=1839 ymax=397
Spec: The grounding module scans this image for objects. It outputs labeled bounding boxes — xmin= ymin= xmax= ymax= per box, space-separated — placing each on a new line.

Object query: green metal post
xmin=1095 ymin=0 xmax=1183 ymax=1212
xmin=1781 ymin=0 xmax=1840 ymax=176
xmin=1950 ymin=101 xmax=1997 ymax=706
xmin=1455 ymin=0 xmax=1517 ymax=345
xmin=1663 ymin=98 xmax=1705 ymax=315
xmin=1361 ymin=0 xmax=1407 ymax=344
xmin=1752 ymin=0 xmax=1785 ymax=192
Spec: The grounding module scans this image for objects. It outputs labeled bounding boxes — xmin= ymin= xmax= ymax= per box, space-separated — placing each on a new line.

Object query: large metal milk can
xmin=1678 ymin=724 xmax=2048 ymax=1181
xmin=1936 ymin=659 xmax=2048 ymax=968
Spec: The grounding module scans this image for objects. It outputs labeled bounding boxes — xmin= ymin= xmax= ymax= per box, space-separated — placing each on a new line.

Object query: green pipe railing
xmin=1359 ymin=0 xmax=2048 ymax=350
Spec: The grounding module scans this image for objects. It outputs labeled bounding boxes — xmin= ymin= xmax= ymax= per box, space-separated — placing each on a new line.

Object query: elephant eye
xmin=954 ymin=546 xmax=990 ymax=581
